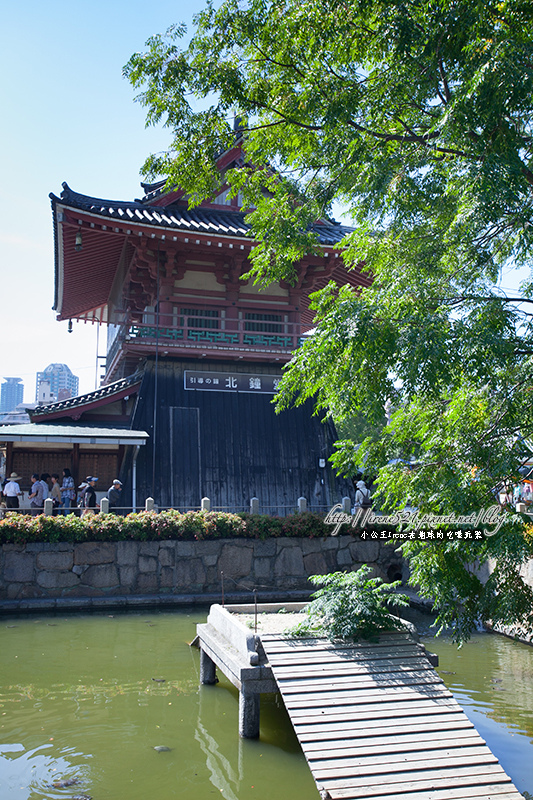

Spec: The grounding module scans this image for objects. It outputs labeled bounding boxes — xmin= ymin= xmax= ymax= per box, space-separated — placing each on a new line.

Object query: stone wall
xmin=0 ymin=537 xmax=405 ymax=601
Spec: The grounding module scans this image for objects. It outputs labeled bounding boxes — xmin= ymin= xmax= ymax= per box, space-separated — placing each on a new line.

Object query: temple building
xmin=2 ymin=138 xmax=368 ymax=510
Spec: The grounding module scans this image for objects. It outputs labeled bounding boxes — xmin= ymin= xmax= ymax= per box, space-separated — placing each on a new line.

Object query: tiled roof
xmin=51 ymin=183 xmax=353 ymax=246
xmin=29 ymin=372 xmax=143 ymax=419
xmin=0 ymin=424 xmax=148 ymax=444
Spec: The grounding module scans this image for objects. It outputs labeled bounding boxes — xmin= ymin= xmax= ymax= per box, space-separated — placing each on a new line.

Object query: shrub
xmin=0 ymin=510 xmax=330 ymax=544
xmin=290 ymin=566 xmax=410 ymax=641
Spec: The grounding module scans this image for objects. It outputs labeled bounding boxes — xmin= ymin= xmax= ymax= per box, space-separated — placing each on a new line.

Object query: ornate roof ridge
xmin=50 ymin=183 xmax=354 ymax=244
xmin=29 ymin=371 xmax=143 ymax=418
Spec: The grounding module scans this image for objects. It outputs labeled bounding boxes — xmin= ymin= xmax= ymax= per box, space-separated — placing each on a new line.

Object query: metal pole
xmin=132 ymin=444 xmax=140 ymax=513
xmin=151 ymin=244 xmax=160 ymax=501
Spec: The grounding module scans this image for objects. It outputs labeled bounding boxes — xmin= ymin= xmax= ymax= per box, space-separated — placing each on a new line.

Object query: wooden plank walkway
xmin=261 ymin=631 xmax=523 ymax=800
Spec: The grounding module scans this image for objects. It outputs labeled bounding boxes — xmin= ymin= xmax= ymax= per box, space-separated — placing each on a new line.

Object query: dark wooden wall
xmin=129 ymin=358 xmax=352 ymax=512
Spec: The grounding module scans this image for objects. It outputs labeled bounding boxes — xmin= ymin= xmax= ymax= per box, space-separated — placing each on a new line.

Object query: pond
xmin=0 ymin=609 xmax=532 ymax=800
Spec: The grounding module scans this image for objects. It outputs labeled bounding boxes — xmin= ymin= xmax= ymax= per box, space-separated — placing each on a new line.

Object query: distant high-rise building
xmin=0 ymin=377 xmax=24 ymax=414
xmin=35 ymin=363 xmax=79 ymax=404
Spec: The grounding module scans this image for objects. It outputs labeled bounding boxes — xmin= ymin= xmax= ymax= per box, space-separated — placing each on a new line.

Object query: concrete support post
xmin=145 ymin=497 xmax=155 ymax=512
xmin=239 ymin=687 xmax=260 ymax=739
xmin=342 ymin=496 xmax=351 ymax=514
xmin=297 ymin=497 xmax=307 ymax=513
xmin=250 ymin=497 xmax=259 ymax=515
xmin=516 ymin=502 xmax=527 ymax=513
xmin=201 ymin=497 xmax=211 ymax=512
xmin=43 ymin=498 xmax=53 ymax=516
xmin=200 ymin=648 xmax=217 ymax=685
xmin=100 ymin=497 xmax=109 ymax=514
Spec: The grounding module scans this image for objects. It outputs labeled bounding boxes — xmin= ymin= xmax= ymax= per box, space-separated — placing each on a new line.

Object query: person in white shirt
xmin=3 ymin=472 xmax=23 ymax=509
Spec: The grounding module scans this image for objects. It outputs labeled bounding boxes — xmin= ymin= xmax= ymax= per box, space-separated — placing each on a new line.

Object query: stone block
xmin=322 ymin=536 xmax=340 ymax=550
xmin=139 ymin=541 xmax=159 ymax=557
xmin=37 ymin=570 xmax=79 ymax=589
xmin=337 ymin=547 xmax=353 ymax=567
xmin=24 ymin=543 xmax=47 ymax=553
xmin=274 ymin=546 xmax=305 ymax=577
xmin=81 ymin=564 xmax=119 ymax=588
xmin=175 ymin=558 xmax=206 ymax=589
xmin=254 ymin=558 xmax=272 ymax=580
xmin=176 ymin=542 xmax=196 ymax=557
xmin=158 ymin=547 xmax=175 ymax=567
xmin=116 ymin=540 xmax=139 ymax=566
xmin=301 ymin=538 xmax=326 ymax=555
xmin=218 ymin=544 xmax=253 ymax=580
xmin=303 ymin=552 xmax=328 ymax=575
xmin=203 ymin=554 xmax=219 ymax=567
xmin=36 ymin=552 xmax=74 ymax=571
xmin=197 ymin=540 xmax=223 ymax=556
xmin=204 ymin=566 xmax=219 ymax=588
xmin=119 ymin=566 xmax=137 ymax=587
xmin=136 ymin=573 xmax=159 ymax=593
xmin=139 ymin=556 xmax=157 ymax=573
xmin=2 ymin=544 xmax=25 ymax=553
xmin=349 ymin=540 xmax=380 ymax=562
xmin=4 ymin=553 xmax=34 ymax=583
xmin=160 ymin=566 xmax=175 ymax=588
xmin=324 ymin=549 xmax=341 ymax=571
xmin=252 ymin=540 xmax=277 ymax=557
xmin=74 ymin=542 xmax=116 ymax=565
xmin=6 ymin=583 xmax=23 ymax=599
xmin=10 ymin=583 xmax=46 ymax=599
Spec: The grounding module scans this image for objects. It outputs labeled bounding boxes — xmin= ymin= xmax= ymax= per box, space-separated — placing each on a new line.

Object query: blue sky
xmin=1 ymin=1 xmax=528 ymax=403
xmin=0 ymin=0 xmax=206 ymax=400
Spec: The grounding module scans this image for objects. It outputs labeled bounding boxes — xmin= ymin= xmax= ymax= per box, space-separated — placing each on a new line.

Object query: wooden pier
xmin=261 ymin=630 xmax=523 ymax=800
xmin=196 ymin=605 xmax=523 ymax=800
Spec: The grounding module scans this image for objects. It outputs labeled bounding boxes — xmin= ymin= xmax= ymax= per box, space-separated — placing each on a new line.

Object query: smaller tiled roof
xmin=0 ymin=424 xmax=148 ymax=445
xmin=29 ymin=372 xmax=142 ymax=419
xmin=52 ymin=183 xmax=353 ymax=246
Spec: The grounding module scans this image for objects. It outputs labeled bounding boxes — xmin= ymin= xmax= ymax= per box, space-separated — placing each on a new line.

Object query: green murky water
xmin=0 ymin=609 xmax=532 ymax=799
xmin=417 ymin=614 xmax=533 ymax=796
xmin=0 ymin=611 xmax=315 ymax=800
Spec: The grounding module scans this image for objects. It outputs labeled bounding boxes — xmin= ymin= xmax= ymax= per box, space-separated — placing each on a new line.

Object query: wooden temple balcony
xmin=105 ymin=310 xmax=303 ymax=378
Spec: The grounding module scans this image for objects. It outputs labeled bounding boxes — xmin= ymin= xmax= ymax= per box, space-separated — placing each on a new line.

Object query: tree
xmin=125 ymin=0 xmax=533 ymax=640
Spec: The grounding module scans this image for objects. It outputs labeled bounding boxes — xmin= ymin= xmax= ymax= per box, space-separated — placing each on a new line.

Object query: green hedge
xmin=0 ymin=510 xmax=332 ymax=544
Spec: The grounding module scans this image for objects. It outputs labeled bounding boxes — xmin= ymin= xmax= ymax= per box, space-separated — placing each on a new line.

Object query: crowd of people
xmin=0 ymin=470 xmax=123 ymax=516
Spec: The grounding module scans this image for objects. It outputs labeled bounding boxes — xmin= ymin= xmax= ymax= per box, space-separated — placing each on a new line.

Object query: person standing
xmin=29 ymin=474 xmax=45 ymax=515
xmin=50 ymin=474 xmax=62 ymax=512
xmin=60 ymin=468 xmax=76 ymax=514
xmin=82 ymin=477 xmax=99 ymax=516
xmin=107 ymin=479 xmax=122 ymax=512
xmin=3 ymin=472 xmax=23 ymax=510
xmin=353 ymin=480 xmax=372 ymax=511
xmin=40 ymin=473 xmax=51 ymax=498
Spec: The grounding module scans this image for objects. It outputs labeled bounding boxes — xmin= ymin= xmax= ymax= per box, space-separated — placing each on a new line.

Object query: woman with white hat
xmin=3 ymin=472 xmax=23 ymax=510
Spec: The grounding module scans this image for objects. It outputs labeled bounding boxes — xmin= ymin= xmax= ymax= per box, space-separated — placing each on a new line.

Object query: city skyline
xmin=0 ymin=1 xmax=208 ymax=405
xmin=0 ymin=363 xmax=81 ymax=418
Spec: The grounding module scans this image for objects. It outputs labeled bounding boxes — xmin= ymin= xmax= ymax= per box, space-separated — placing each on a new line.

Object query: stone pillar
xmin=250 ymin=497 xmax=259 ymax=514
xmin=239 ymin=687 xmax=260 ymax=739
xmin=145 ymin=497 xmax=155 ymax=512
xmin=44 ymin=498 xmax=53 ymax=516
xmin=200 ymin=649 xmax=217 ymax=685
xmin=201 ymin=497 xmax=211 ymax=512
xmin=100 ymin=497 xmax=109 ymax=514
xmin=297 ymin=497 xmax=307 ymax=513
xmin=342 ymin=496 xmax=351 ymax=514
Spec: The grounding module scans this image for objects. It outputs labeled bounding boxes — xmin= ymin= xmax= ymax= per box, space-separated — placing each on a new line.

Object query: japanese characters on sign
xmin=184 ymin=370 xmax=282 ymax=394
